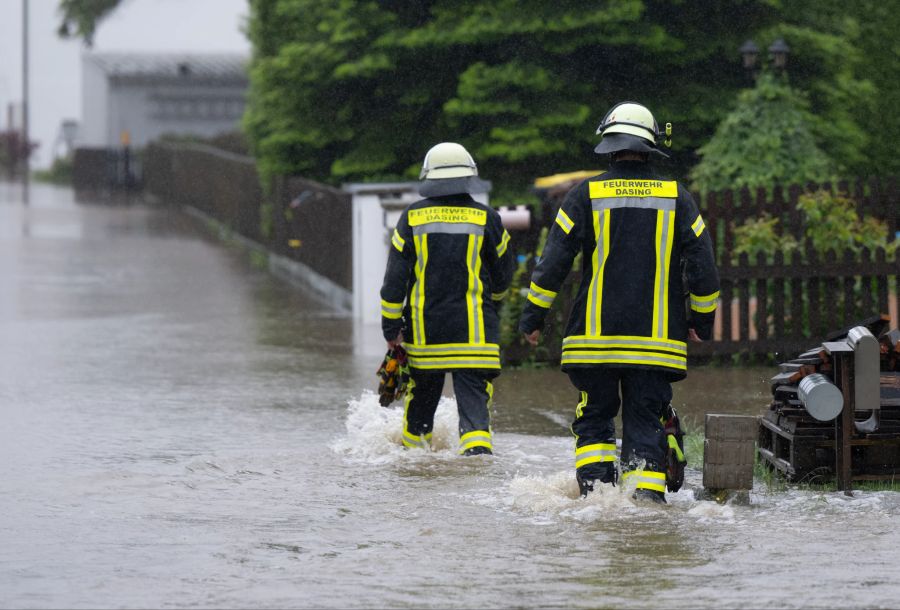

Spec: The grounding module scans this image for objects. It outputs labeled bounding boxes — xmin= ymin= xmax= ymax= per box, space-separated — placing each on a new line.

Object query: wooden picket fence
xmin=517 ymin=177 xmax=900 ymax=363
xmin=694 ymin=178 xmax=899 ymax=358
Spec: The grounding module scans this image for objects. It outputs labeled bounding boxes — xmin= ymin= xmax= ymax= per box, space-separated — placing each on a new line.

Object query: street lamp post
xmin=21 ymin=0 xmax=29 ymax=198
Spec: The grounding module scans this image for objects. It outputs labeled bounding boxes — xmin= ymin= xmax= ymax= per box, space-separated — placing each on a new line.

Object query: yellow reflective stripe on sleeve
xmin=391 ymin=228 xmax=406 ymax=252
xmin=381 ymin=299 xmax=403 ymax=320
xmin=526 ymin=281 xmax=557 ymax=309
xmin=555 ymin=208 xmax=574 ymax=234
xmin=491 ymin=288 xmax=508 ymax=301
xmin=691 ymin=215 xmax=706 ymax=238
xmin=586 ymin=208 xmax=610 ymax=335
xmin=574 ymin=443 xmax=617 ymax=469
xmin=622 ymin=469 xmax=666 ymax=493
xmin=651 ymin=209 xmax=675 ymax=338
xmin=496 ymin=230 xmax=511 ymax=257
xmin=411 ymin=234 xmax=428 ymax=344
xmin=589 ymin=180 xmax=678 ymax=198
xmin=690 ymin=290 xmax=719 ymax=313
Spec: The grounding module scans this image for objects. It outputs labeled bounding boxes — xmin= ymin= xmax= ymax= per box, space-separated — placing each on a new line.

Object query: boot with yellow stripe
xmin=623 ymin=464 xmax=667 ymax=504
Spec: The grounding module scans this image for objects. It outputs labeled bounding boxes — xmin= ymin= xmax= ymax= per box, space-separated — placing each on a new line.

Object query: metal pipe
xmin=798 ymin=373 xmax=843 ymax=422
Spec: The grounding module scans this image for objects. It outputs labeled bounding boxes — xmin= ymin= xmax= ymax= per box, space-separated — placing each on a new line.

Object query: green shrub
xmin=731 ymin=214 xmax=799 ymax=264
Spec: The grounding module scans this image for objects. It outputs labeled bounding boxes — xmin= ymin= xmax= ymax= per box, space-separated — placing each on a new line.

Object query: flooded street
xmin=2 ymin=181 xmax=899 ymax=609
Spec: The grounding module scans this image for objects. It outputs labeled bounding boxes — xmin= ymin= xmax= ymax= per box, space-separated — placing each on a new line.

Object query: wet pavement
xmin=2 ymin=180 xmax=899 ymax=609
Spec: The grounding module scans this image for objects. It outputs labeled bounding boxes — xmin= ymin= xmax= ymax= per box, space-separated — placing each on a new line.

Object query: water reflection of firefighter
xmin=519 ymin=102 xmax=720 ymax=502
xmin=380 ymin=143 xmax=515 ymax=455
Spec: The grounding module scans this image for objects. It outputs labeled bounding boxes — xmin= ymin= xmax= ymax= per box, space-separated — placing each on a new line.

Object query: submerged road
xmin=2 ymin=181 xmax=899 ymax=609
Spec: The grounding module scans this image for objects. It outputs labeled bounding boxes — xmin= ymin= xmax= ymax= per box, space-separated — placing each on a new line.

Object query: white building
xmin=80 ymin=52 xmax=248 ymax=148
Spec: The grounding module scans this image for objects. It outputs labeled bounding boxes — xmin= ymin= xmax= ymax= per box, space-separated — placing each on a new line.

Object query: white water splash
xmin=330 ymin=390 xmax=461 ymax=463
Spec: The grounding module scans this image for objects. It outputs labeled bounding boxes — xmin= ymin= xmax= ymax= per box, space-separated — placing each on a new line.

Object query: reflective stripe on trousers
xmin=622 ymin=469 xmax=666 ymax=493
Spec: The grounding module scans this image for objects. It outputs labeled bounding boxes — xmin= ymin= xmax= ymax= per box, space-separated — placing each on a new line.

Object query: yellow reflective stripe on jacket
xmin=575 ymin=442 xmax=617 ymax=469
xmin=652 ymin=209 xmax=675 ymax=338
xmin=589 ymin=180 xmax=678 ymax=199
xmin=555 ymin=208 xmax=574 ymax=234
xmin=690 ymin=290 xmax=719 ymax=313
xmin=586 ymin=208 xmax=610 ymax=334
xmin=491 ymin=288 xmax=508 ymax=301
xmin=622 ymin=469 xmax=666 ymax=493
xmin=391 ymin=228 xmax=405 ymax=252
xmin=459 ymin=429 xmax=492 ymax=453
xmin=381 ymin=298 xmax=403 ymax=320
xmin=562 ymin=335 xmax=687 ymax=354
xmin=405 ymin=342 xmax=501 ymax=370
xmin=496 ymin=230 xmax=511 ymax=257
xmin=562 ymin=335 xmax=687 ymax=370
xmin=526 ymin=281 xmax=557 ymax=309
xmin=691 ymin=214 xmax=706 ymax=237
xmin=561 ymin=349 xmax=686 ymax=371
xmin=464 ymin=234 xmax=486 ymax=344
xmin=411 ymin=234 xmax=428 ymax=344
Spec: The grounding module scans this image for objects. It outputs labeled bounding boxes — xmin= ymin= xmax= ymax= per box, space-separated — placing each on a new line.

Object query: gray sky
xmin=0 ymin=0 xmax=249 ymax=168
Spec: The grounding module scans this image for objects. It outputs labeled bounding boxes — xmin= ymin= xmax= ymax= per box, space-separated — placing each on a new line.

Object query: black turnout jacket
xmin=381 ymin=194 xmax=515 ymax=372
xmin=519 ymin=161 xmax=719 ymax=380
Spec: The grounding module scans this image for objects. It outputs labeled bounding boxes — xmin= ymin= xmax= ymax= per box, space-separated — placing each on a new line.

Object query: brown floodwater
xmin=2 ymin=180 xmax=898 ymax=609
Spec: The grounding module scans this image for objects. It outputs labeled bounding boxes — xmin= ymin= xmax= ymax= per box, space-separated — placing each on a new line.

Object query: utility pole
xmin=22 ymin=0 xmax=30 ymax=200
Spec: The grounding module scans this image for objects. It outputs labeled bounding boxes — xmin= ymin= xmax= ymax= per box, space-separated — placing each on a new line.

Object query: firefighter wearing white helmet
xmin=380 ymin=142 xmax=514 ymax=456
xmin=519 ymin=102 xmax=720 ymax=503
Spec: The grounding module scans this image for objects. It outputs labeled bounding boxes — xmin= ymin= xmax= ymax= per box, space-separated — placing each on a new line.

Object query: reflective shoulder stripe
xmin=527 ymin=281 xmax=557 ymax=309
xmin=555 ymin=208 xmax=574 ymax=234
xmin=690 ymin=290 xmax=719 ymax=313
xmin=589 ymin=180 xmax=678 ymax=198
xmin=691 ymin=214 xmax=706 ymax=237
xmin=391 ymin=229 xmax=406 ymax=252
xmin=496 ymin=230 xmax=511 ymax=257
xmin=381 ymin=298 xmax=404 ymax=320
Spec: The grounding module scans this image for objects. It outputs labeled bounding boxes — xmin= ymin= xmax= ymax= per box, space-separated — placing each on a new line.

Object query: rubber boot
xmin=463 ymin=446 xmax=493 ymax=456
xmin=576 ymin=462 xmax=617 ymax=497
xmin=632 ymin=488 xmax=667 ymax=504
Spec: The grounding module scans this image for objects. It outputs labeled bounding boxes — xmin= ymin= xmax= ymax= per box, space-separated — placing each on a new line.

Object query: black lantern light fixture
xmin=769 ymin=38 xmax=790 ymax=70
xmin=739 ymin=39 xmax=760 ymax=71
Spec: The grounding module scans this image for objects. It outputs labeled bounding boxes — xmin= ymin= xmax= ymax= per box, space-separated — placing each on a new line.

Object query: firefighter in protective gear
xmin=519 ymin=102 xmax=719 ymax=503
xmin=380 ymin=142 xmax=515 ymax=455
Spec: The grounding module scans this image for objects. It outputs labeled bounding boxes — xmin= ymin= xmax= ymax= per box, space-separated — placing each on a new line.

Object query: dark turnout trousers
xmin=568 ymin=367 xmax=671 ymax=493
xmin=402 ymin=370 xmax=494 ymax=454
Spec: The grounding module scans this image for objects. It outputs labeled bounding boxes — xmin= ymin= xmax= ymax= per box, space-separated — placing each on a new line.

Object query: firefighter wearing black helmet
xmin=519 ymin=102 xmax=720 ymax=503
xmin=380 ymin=142 xmax=515 ymax=456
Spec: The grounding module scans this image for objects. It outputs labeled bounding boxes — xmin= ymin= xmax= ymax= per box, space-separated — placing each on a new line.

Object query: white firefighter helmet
xmin=594 ymin=101 xmax=669 ymax=157
xmin=419 ymin=142 xmax=478 ymax=180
